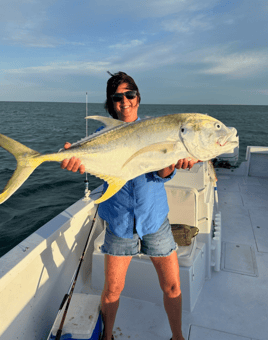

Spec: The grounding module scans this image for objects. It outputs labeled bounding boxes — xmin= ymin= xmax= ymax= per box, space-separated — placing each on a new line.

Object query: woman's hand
xmin=157 ymin=158 xmax=202 ymax=178
xmin=175 ymin=158 xmax=201 ymax=170
xmin=60 ymin=142 xmax=86 ymax=174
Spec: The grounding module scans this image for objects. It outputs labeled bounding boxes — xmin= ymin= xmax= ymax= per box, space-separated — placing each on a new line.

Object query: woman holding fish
xmin=62 ymin=72 xmax=198 ymax=340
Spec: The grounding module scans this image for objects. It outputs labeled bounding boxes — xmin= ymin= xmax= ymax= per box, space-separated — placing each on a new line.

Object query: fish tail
xmin=0 ymin=133 xmax=43 ymax=204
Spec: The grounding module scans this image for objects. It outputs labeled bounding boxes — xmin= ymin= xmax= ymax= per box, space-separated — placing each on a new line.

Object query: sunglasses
xmin=111 ymin=90 xmax=137 ymax=102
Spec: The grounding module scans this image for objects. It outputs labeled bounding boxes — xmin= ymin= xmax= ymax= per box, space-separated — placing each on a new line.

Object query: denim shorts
xmin=100 ymin=216 xmax=177 ymax=257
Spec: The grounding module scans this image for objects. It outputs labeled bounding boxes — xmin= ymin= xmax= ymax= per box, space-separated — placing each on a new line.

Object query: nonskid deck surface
xmin=106 ymin=173 xmax=268 ymax=340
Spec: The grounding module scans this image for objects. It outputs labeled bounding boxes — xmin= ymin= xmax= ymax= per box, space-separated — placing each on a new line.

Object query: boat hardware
xmin=211 ymin=211 xmax=221 ymax=271
xmin=83 ymin=91 xmax=91 ymax=201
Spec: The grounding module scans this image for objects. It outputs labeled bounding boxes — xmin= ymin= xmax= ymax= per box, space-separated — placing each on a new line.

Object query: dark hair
xmin=105 ymin=71 xmax=141 ymax=119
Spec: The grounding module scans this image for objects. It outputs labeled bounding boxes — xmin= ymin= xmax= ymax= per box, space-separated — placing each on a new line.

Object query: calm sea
xmin=0 ymin=102 xmax=267 ymax=257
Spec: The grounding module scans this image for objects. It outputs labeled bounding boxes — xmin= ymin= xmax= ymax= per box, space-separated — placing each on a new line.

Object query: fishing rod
xmin=47 ymin=204 xmax=99 ymax=340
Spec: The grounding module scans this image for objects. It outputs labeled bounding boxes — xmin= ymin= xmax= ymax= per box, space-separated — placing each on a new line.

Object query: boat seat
xmin=92 ymin=236 xmax=205 ymax=312
xmin=93 ymin=224 xmax=197 ymax=267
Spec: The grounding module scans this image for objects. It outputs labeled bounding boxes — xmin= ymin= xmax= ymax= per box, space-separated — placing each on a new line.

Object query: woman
xmin=61 ymin=72 xmax=198 ymax=340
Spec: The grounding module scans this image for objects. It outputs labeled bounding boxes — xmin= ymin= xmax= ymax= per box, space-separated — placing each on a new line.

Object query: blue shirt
xmin=96 ymin=118 xmax=176 ymax=239
xmin=98 ymin=171 xmax=175 ymax=239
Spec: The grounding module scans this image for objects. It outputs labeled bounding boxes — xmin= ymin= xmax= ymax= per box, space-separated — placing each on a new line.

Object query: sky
xmin=1 ymin=0 xmax=268 ymax=105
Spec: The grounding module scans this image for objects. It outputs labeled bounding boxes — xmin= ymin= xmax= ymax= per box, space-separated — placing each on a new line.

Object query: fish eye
xmin=215 ymin=123 xmax=221 ymax=130
xmin=180 ymin=126 xmax=189 ymax=135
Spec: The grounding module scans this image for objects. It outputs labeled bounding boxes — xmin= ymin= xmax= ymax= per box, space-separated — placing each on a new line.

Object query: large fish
xmin=0 ymin=113 xmax=237 ymax=204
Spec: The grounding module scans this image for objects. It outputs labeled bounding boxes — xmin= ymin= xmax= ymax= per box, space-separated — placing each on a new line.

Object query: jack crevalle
xmin=0 ymin=113 xmax=237 ymax=204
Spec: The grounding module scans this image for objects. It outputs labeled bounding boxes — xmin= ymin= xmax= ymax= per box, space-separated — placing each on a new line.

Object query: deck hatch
xmin=221 ymin=242 xmax=258 ymax=277
xmin=189 ymin=325 xmax=252 ymax=340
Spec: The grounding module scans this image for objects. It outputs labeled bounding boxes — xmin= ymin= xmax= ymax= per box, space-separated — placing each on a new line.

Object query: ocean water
xmin=0 ymin=102 xmax=267 ymax=257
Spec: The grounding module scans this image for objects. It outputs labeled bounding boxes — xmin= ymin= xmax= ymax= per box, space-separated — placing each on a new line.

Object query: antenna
xmin=83 ymin=92 xmax=90 ymax=201
xmin=86 ymin=91 xmax=88 ymax=137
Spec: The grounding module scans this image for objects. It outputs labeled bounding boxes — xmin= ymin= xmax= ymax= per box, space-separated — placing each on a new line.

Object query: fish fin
xmin=94 ymin=175 xmax=126 ymax=204
xmin=60 ymin=116 xmax=126 ymax=151
xmin=122 ymin=141 xmax=177 ymax=169
xmin=85 ymin=116 xmax=126 ymax=129
xmin=0 ymin=133 xmax=42 ymax=204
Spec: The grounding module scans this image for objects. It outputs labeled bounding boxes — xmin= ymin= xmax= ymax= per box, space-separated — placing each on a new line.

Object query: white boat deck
xmin=110 ymin=171 xmax=268 ymax=340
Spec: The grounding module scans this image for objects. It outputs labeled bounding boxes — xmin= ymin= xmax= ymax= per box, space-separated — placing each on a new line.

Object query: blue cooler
xmin=50 ymin=294 xmax=103 ymax=340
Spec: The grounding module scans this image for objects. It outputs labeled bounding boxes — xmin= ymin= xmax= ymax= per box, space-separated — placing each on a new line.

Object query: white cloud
xmin=2 ymin=20 xmax=85 ymax=48
xmin=4 ymin=41 xmax=268 ymax=86
xmin=2 ymin=39 xmax=179 ymax=81
xmin=3 ymin=26 xmax=63 ymax=48
xmin=200 ymin=50 xmax=268 ymax=78
xmin=101 ymin=0 xmax=218 ymax=19
xmin=258 ymin=90 xmax=268 ymax=95
xmin=162 ymin=13 xmax=213 ymax=33
xmin=246 ymin=89 xmax=268 ymax=96
xmin=4 ymin=61 xmax=111 ymax=79
xmin=112 ymin=42 xmax=179 ymax=71
xmin=109 ymin=40 xmax=145 ymax=50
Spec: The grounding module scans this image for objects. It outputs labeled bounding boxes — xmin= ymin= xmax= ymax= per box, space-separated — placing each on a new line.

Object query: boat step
xmin=49 ymin=294 xmax=102 ymax=340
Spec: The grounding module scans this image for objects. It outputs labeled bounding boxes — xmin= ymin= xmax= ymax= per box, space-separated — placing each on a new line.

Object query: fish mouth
xmin=217 ymin=127 xmax=238 ymax=148
xmin=217 ymin=140 xmax=227 ymax=147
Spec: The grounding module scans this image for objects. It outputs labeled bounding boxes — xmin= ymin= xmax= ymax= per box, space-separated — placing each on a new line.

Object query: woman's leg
xmin=150 ymin=251 xmax=184 ymax=340
xmin=101 ymin=254 xmax=132 ymax=340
